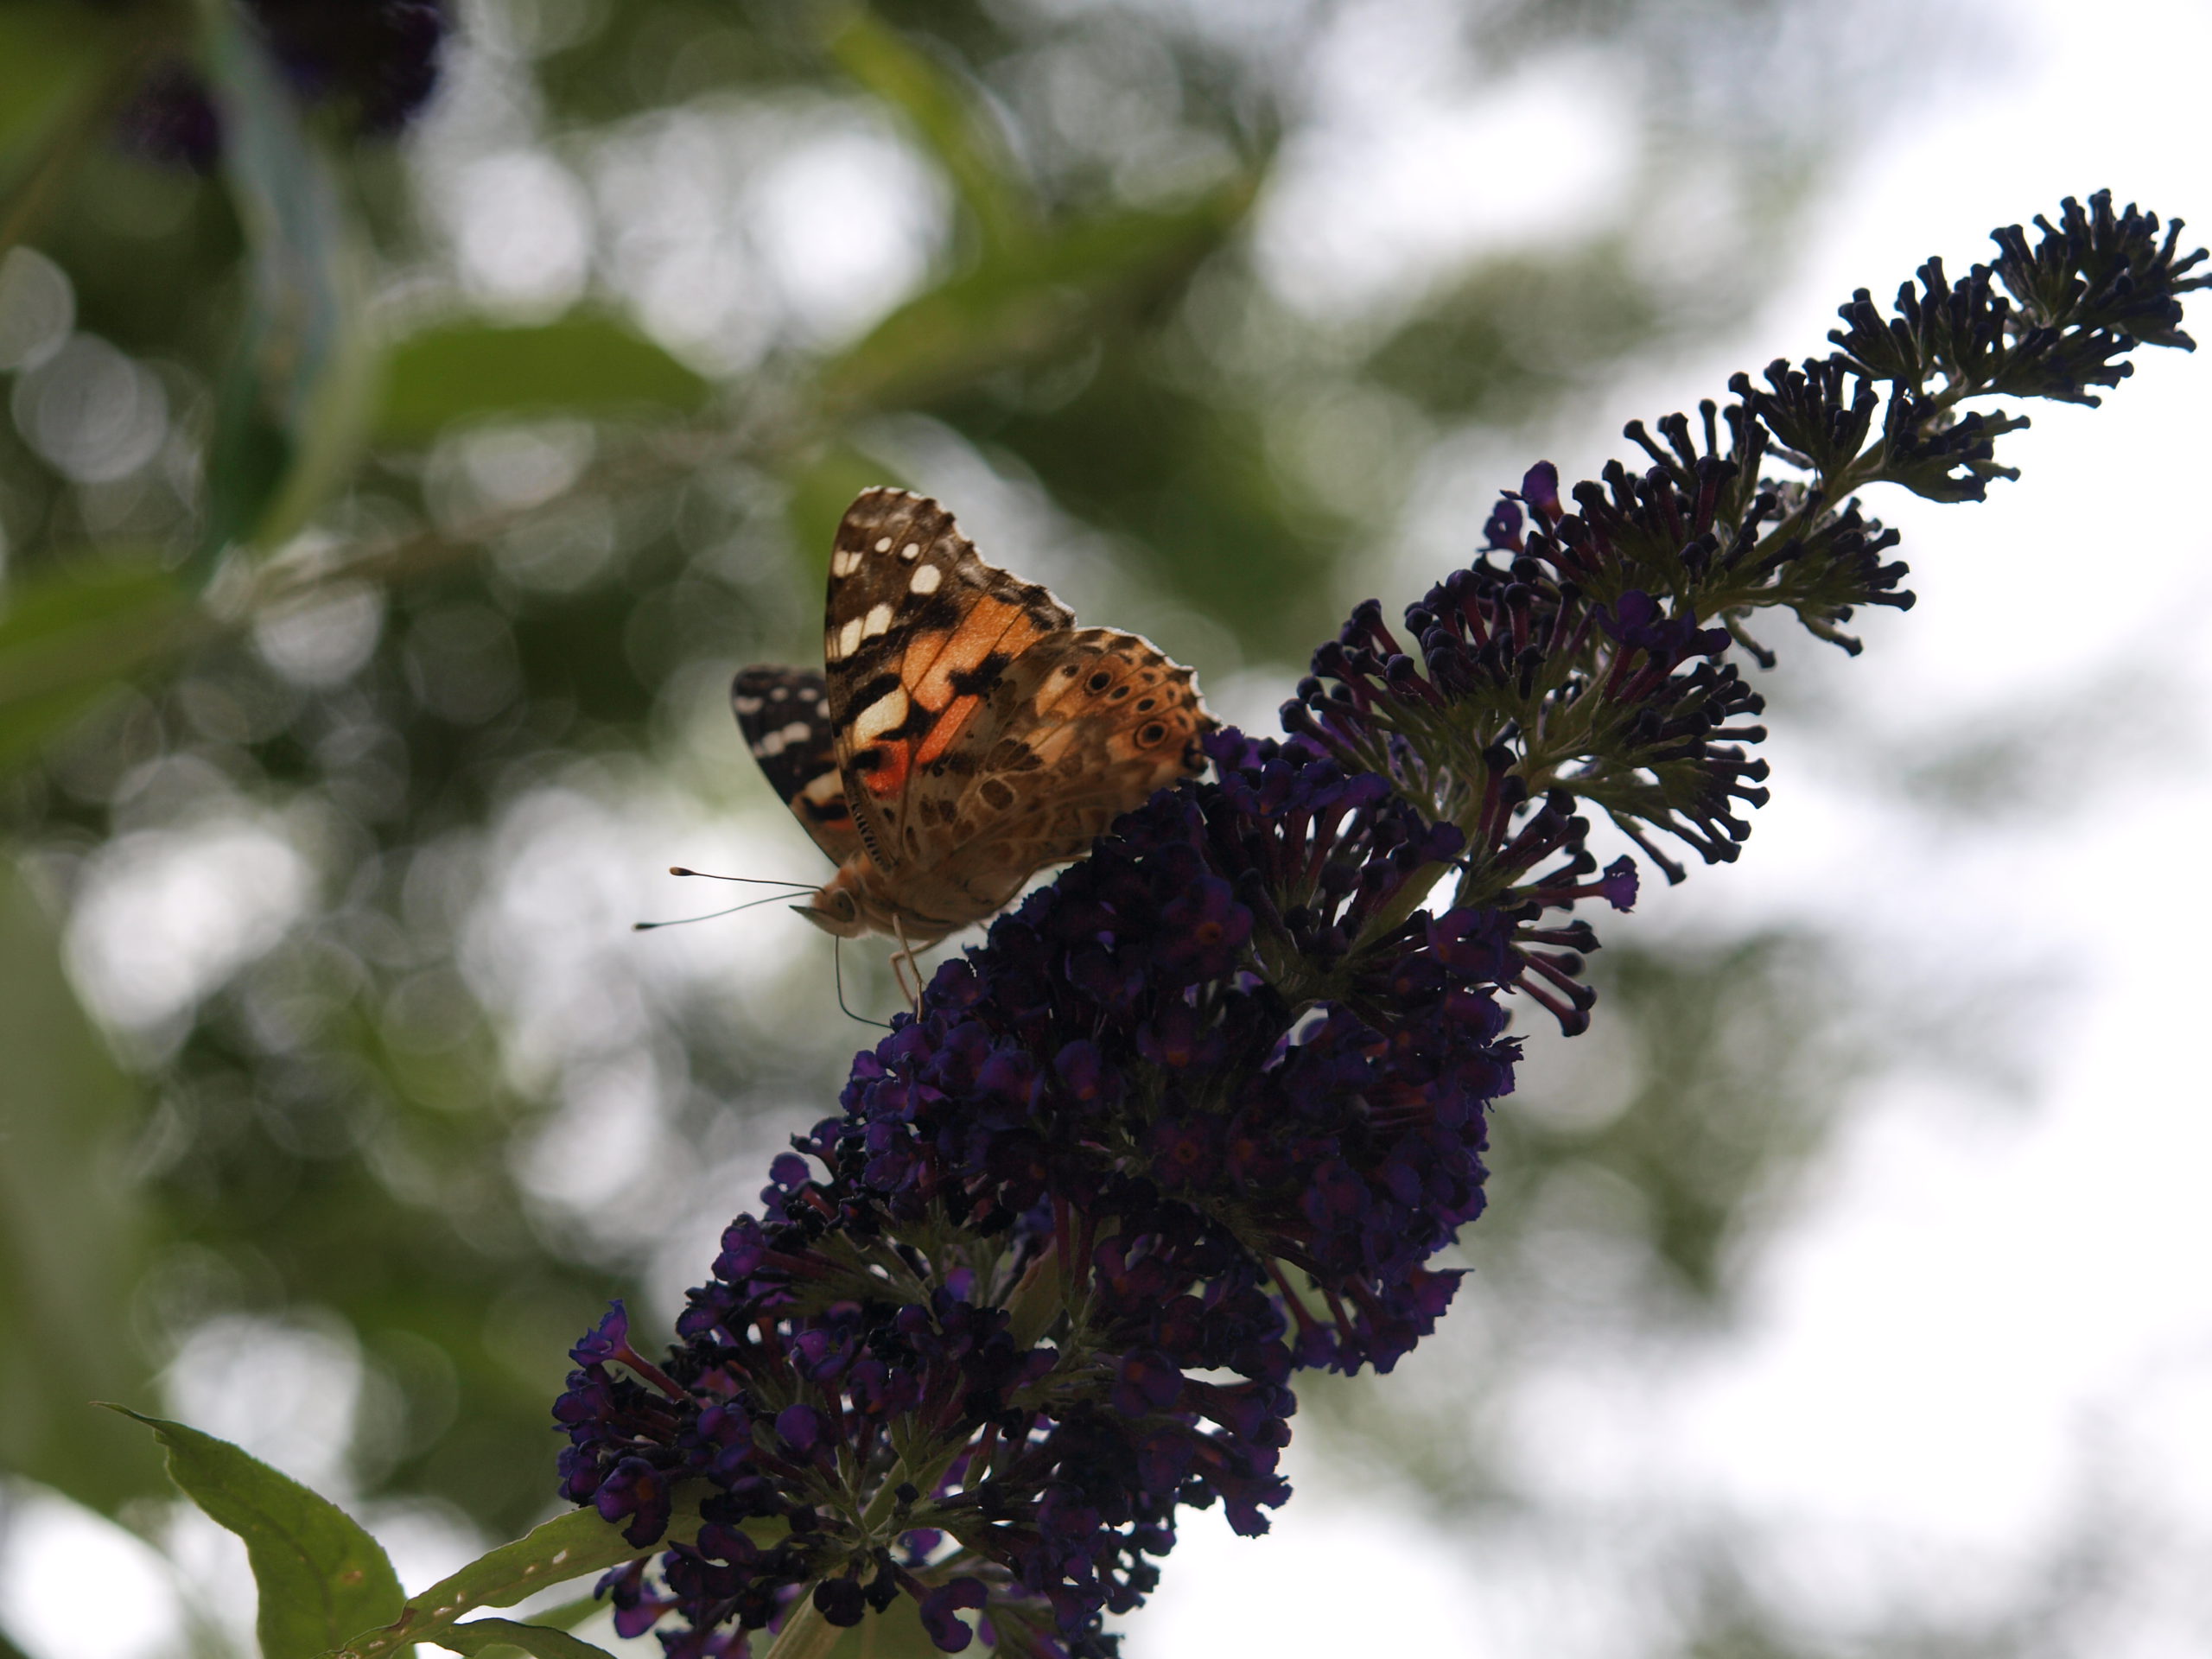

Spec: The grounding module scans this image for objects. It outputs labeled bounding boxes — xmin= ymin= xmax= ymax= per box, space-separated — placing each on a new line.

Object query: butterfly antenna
xmin=633 ymin=891 xmax=798 ymax=931
xmin=834 ymin=937 xmax=893 ymax=1030
xmin=668 ymin=867 xmax=817 ymax=889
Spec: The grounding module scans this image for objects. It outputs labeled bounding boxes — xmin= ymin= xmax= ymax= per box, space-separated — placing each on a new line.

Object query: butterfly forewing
xmin=731 ymin=666 xmax=861 ymax=866
xmin=821 ymin=488 xmax=1074 ymax=874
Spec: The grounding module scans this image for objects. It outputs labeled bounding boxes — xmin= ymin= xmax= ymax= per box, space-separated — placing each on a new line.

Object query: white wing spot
xmin=853 ymin=688 xmax=909 ymax=745
xmin=733 ymin=695 xmax=763 ymax=715
xmin=779 ymin=721 xmax=810 ymax=746
xmin=832 ymin=548 xmax=861 ymax=578
xmin=756 ymin=729 xmax=788 ymax=757
xmin=908 ymin=563 xmax=943 ymax=595
xmin=874 ymin=537 xmax=893 ymax=552
xmin=837 ymin=617 xmax=864 ymax=658
xmin=899 ymin=542 xmax=922 ymax=561
xmin=801 ymin=772 xmax=842 ymax=804
xmin=862 ymin=602 xmax=894 ymax=639
xmin=769 ymin=684 xmax=790 ymax=701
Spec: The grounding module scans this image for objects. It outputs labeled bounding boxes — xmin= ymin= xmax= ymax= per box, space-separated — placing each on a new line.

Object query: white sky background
xmin=8 ymin=0 xmax=2212 ymax=1655
xmin=1140 ymin=1 xmax=2212 ymax=1655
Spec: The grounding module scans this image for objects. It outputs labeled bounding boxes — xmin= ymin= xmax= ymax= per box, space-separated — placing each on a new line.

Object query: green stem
xmin=761 ymin=1597 xmax=846 ymax=1659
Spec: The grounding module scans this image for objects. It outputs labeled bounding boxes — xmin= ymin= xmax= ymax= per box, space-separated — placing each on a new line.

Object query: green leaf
xmin=501 ymin=1596 xmax=603 ymax=1634
xmin=423 ymin=1618 xmax=617 ymax=1659
xmin=0 ymin=556 xmax=207 ymax=775
xmin=0 ymin=3 xmax=133 ymax=261
xmin=374 ymin=317 xmax=714 ymax=446
xmin=106 ymin=1408 xmax=407 ymax=1659
xmin=331 ymin=1497 xmax=717 ymax=1659
xmin=0 ymin=6 xmax=105 ymax=158
xmin=823 ymin=1597 xmax=970 ymax=1657
xmin=0 ymin=861 xmax=163 ymax=1514
xmin=818 ymin=176 xmax=1255 ymax=417
xmin=825 ymin=10 xmax=1033 ymax=255
xmin=193 ymin=0 xmax=376 ymax=565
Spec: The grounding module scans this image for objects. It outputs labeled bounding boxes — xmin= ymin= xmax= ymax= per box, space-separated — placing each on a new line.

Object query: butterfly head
xmin=791 ymin=882 xmax=867 ymax=938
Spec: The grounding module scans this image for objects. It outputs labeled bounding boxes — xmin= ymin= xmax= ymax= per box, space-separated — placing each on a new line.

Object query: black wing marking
xmin=732 ymin=665 xmax=861 ymax=867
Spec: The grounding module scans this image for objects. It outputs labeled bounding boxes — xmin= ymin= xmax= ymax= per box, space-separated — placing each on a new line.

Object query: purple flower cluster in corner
xmin=118 ymin=0 xmax=449 ymax=171
xmin=1286 ymin=195 xmax=2209 ymax=970
xmin=554 ymin=733 xmax=1564 ymax=1656
xmin=552 ymin=197 xmax=2206 ymax=1658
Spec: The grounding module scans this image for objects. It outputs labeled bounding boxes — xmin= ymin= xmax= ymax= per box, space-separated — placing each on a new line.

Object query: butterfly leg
xmin=891 ymin=915 xmax=924 ymax=1015
xmin=833 ymin=937 xmax=892 ymax=1031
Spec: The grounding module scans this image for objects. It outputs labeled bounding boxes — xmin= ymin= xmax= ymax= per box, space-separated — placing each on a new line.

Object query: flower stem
xmin=761 ymin=1598 xmax=843 ymax=1659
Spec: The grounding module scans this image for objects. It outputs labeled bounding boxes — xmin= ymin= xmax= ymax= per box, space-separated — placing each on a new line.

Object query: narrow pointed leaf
xmin=374 ymin=316 xmax=713 ymax=445
xmin=825 ymin=10 xmax=1033 ymax=254
xmin=818 ymin=178 xmax=1254 ymax=417
xmin=193 ymin=0 xmax=375 ymax=564
xmin=331 ymin=1497 xmax=717 ymax=1658
xmin=107 ymin=1408 xmax=405 ymax=1659
xmin=0 ymin=557 xmax=206 ymax=774
xmin=0 ymin=863 xmax=162 ymax=1512
xmin=420 ymin=1618 xmax=617 ymax=1659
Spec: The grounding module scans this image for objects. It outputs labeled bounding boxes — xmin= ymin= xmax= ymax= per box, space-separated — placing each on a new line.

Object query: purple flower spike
xmin=546 ymin=190 xmax=2212 ymax=1659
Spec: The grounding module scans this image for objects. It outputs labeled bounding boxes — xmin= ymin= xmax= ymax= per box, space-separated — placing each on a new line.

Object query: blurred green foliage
xmin=0 ymin=0 xmax=1974 ymax=1651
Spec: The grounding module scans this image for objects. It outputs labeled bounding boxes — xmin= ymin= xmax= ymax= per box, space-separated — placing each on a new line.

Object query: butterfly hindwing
xmin=939 ymin=626 xmax=1210 ymax=871
xmin=731 ymin=665 xmax=861 ymax=866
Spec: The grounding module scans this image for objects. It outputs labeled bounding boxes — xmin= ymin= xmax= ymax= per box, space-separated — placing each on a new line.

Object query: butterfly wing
xmin=732 ymin=665 xmax=861 ymax=867
xmin=927 ymin=626 xmax=1212 ymax=900
xmin=822 ymin=488 xmax=1074 ymax=876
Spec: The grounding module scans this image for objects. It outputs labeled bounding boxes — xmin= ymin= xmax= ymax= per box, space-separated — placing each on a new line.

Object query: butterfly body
xmin=735 ymin=488 xmax=1213 ymax=953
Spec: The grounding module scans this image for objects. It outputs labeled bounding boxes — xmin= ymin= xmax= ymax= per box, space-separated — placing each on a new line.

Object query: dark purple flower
xmin=1156 ymin=877 xmax=1253 ymax=977
xmin=918 ymin=1577 xmax=989 ymax=1652
xmin=813 ymin=1577 xmax=866 ymax=1628
xmin=1519 ymin=460 xmax=1562 ymax=522
xmin=118 ymin=0 xmax=448 ymax=168
xmin=594 ymin=1457 xmax=672 ymax=1548
xmin=116 ymin=65 xmax=223 ymax=172
xmin=1111 ymin=1351 xmax=1187 ymax=1418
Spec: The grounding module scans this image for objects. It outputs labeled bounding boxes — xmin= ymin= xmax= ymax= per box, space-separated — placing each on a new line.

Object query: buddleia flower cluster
xmin=553 ymin=194 xmax=2204 ymax=1657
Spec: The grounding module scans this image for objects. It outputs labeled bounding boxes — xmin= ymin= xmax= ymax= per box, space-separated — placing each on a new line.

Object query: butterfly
xmin=733 ymin=487 xmax=1212 ymax=983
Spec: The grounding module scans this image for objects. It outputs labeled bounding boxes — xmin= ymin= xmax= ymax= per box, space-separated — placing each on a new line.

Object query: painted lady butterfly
xmin=734 ymin=488 xmax=1213 ymax=966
